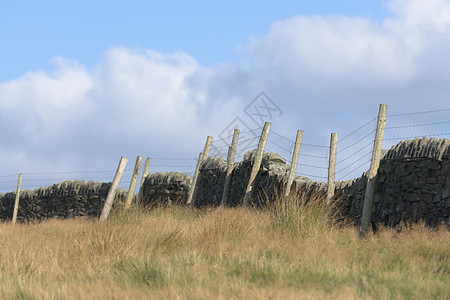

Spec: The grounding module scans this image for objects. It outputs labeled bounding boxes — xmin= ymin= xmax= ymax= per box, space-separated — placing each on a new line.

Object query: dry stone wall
xmin=194 ymin=150 xmax=325 ymax=207
xmin=140 ymin=150 xmax=325 ymax=208
xmin=1 ymin=137 xmax=448 ymax=226
xmin=0 ymin=181 xmax=128 ymax=222
xmin=333 ymin=175 xmax=368 ymax=222
xmin=334 ymin=137 xmax=450 ymax=226
xmin=372 ymin=138 xmax=450 ymax=226
xmin=140 ymin=172 xmax=192 ymax=206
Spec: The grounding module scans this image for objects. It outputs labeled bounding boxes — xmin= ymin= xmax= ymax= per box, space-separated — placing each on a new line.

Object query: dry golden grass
xmin=0 ymin=197 xmax=448 ymax=299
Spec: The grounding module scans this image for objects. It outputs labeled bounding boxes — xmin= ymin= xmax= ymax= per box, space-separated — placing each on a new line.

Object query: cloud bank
xmin=1 ymin=0 xmax=450 ymax=174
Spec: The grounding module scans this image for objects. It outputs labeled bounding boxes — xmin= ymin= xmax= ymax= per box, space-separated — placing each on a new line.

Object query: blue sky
xmin=1 ymin=0 xmax=450 ymax=181
xmin=0 ymin=0 xmax=388 ymax=80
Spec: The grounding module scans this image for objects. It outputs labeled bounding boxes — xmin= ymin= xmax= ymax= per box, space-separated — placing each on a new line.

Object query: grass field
xmin=0 ymin=197 xmax=448 ymax=299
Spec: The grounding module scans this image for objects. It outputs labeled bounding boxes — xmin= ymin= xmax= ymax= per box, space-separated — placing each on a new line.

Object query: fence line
xmin=1 ymin=106 xmax=449 ymax=197
xmin=382 ymin=108 xmax=450 ymax=154
xmin=0 ymin=159 xmax=199 ymax=194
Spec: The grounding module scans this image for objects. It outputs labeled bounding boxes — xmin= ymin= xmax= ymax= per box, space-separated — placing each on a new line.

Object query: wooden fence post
xmin=137 ymin=157 xmax=151 ymax=207
xmin=125 ymin=156 xmax=142 ymax=209
xmin=12 ymin=173 xmax=23 ymax=224
xmin=221 ymin=129 xmax=240 ymax=206
xmin=327 ymin=133 xmax=338 ymax=205
xmin=186 ymin=136 xmax=213 ymax=206
xmin=243 ymin=122 xmax=271 ymax=206
xmin=186 ymin=152 xmax=204 ymax=205
xmin=284 ymin=130 xmax=303 ymax=201
xmin=100 ymin=156 xmax=128 ymax=221
xmin=360 ymin=104 xmax=388 ymax=236
xmin=203 ymin=136 xmax=213 ymax=159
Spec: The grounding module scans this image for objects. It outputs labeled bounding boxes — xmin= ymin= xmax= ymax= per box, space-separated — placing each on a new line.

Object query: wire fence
xmin=335 ymin=118 xmax=377 ymax=181
xmin=148 ymin=158 xmax=198 ymax=177
xmin=1 ymin=107 xmax=449 ymax=195
xmin=0 ymin=158 xmax=198 ymax=195
xmin=383 ymin=108 xmax=450 ymax=154
xmin=0 ymin=171 xmax=116 ymax=194
xmin=211 ymin=127 xmax=331 ymax=182
xmin=296 ymin=143 xmax=330 ymax=182
xmin=209 ymin=127 xmax=262 ymax=163
xmin=333 ymin=108 xmax=450 ymax=181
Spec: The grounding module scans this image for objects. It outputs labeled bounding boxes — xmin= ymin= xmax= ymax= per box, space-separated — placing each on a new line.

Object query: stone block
xmin=397 ymin=165 xmax=408 ymax=176
xmin=411 ymin=202 xmax=418 ymax=221
xmin=438 ymin=176 xmax=446 ymax=185
xmin=401 ymin=210 xmax=407 ymax=220
xmin=409 ymin=193 xmax=421 ymax=202
xmin=417 ymin=202 xmax=427 ymax=216
xmin=406 ymin=165 xmax=417 ymax=173
xmin=426 ymin=177 xmax=437 ymax=184
xmin=423 ymin=193 xmax=433 ymax=203
xmin=413 ymin=181 xmax=424 ymax=189
xmin=396 ymin=202 xmax=405 ymax=213
xmin=388 ymin=214 xmax=395 ymax=226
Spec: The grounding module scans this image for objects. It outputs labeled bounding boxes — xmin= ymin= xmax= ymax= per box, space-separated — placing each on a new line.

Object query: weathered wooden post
xmin=327 ymin=133 xmax=338 ymax=205
xmin=221 ymin=129 xmax=240 ymax=206
xmin=12 ymin=173 xmax=23 ymax=224
xmin=137 ymin=157 xmax=151 ymax=207
xmin=186 ymin=152 xmax=204 ymax=205
xmin=100 ymin=157 xmax=128 ymax=221
xmin=360 ymin=104 xmax=388 ymax=236
xmin=203 ymin=136 xmax=213 ymax=159
xmin=284 ymin=130 xmax=303 ymax=201
xmin=186 ymin=136 xmax=213 ymax=206
xmin=125 ymin=156 xmax=142 ymax=209
xmin=243 ymin=122 xmax=271 ymax=206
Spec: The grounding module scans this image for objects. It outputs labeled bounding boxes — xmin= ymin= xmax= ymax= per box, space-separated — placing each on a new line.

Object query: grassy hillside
xmin=0 ymin=197 xmax=448 ymax=299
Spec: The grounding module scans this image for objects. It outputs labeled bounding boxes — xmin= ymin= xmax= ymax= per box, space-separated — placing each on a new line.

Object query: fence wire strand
xmin=335 ymin=117 xmax=377 ymax=180
xmin=382 ymin=108 xmax=450 ymax=157
xmin=1 ymin=107 xmax=449 ymax=193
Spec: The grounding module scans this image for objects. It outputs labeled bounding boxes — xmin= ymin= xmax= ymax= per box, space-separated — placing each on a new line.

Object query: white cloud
xmin=250 ymin=15 xmax=416 ymax=83
xmin=0 ymin=48 xmax=218 ymax=173
xmin=387 ymin=0 xmax=450 ymax=34
xmin=0 ymin=59 xmax=92 ymax=146
xmin=89 ymin=48 xmax=203 ymax=136
xmin=249 ymin=0 xmax=450 ymax=85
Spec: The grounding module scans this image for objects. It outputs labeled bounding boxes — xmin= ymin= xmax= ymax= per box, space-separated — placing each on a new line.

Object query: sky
xmin=1 ymin=0 xmax=450 ymax=180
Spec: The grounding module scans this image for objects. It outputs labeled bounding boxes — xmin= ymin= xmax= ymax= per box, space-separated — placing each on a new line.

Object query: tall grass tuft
xmin=258 ymin=188 xmax=336 ymax=238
